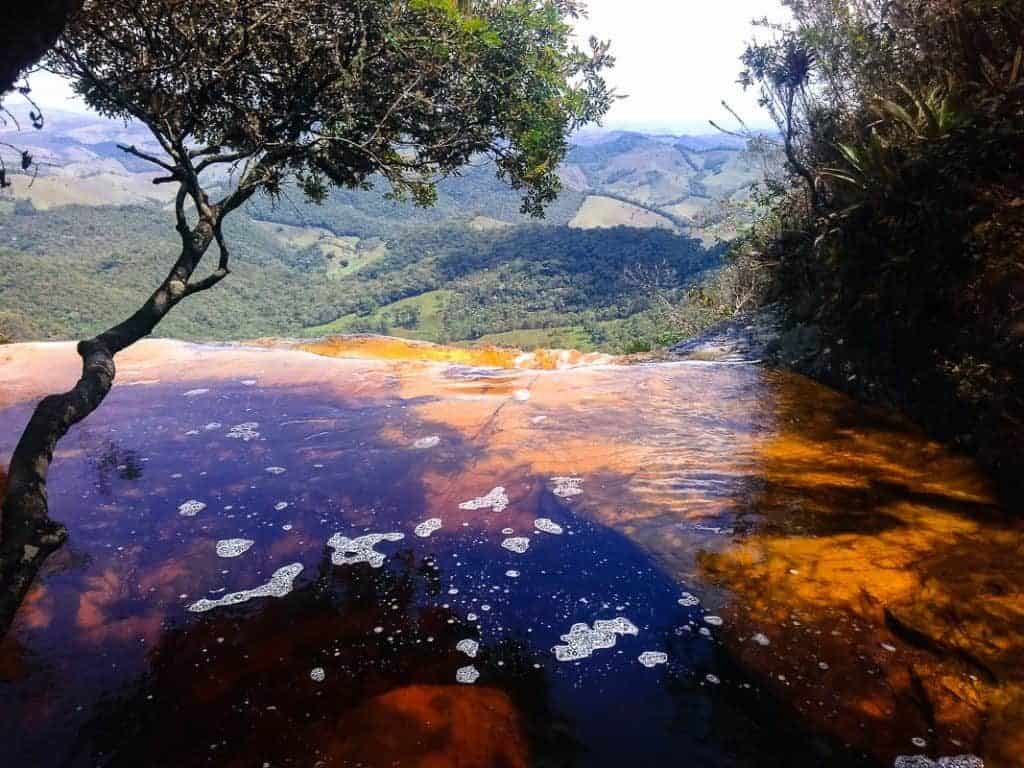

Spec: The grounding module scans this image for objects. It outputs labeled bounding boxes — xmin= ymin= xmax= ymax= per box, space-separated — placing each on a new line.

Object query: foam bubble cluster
xmin=183 ymin=388 xmax=209 ymax=397
xmin=327 ymin=532 xmax=405 ymax=568
xmin=310 ymin=667 xmax=325 ymax=683
xmin=534 ymin=518 xmax=563 ymax=535
xmin=456 ymin=665 xmax=480 ymax=684
xmin=226 ymin=422 xmax=260 ymax=441
xmin=638 ymin=651 xmax=668 ymax=668
xmin=893 ymin=757 xmax=984 ymax=768
xmin=178 ymin=500 xmax=206 ymax=517
xmin=553 ymin=617 xmax=639 ymax=662
xmin=187 ymin=563 xmax=303 ymax=613
xmin=551 ymin=477 xmax=584 ymax=498
xmin=264 ymin=466 xmax=287 ymax=475
xmin=677 ymin=592 xmax=700 ymax=607
xmin=414 ymin=518 xmax=442 ymax=538
xmin=215 ymin=538 xmax=255 ymax=558
xmin=459 ymin=487 xmax=509 ymax=512
xmin=456 ymin=639 xmax=479 ymax=658
xmin=512 ymin=389 xmax=531 ymax=402
xmin=501 ymin=537 xmax=530 ymax=554
xmin=704 ymin=615 xmax=724 ymax=627
xmin=752 ymin=632 xmax=771 ymax=646
xmin=412 ymin=436 xmax=440 ymax=450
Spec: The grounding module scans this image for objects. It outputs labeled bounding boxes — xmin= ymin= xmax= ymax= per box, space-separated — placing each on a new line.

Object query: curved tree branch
xmin=0 ymin=220 xmax=219 ymax=638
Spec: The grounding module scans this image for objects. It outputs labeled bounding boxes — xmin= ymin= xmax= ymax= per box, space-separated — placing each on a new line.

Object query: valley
xmin=0 ymin=109 xmax=772 ymax=352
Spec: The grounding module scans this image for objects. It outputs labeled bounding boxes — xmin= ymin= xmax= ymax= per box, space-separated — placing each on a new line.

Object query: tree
xmin=0 ymin=0 xmax=83 ymax=95
xmin=0 ymin=0 xmax=612 ymax=636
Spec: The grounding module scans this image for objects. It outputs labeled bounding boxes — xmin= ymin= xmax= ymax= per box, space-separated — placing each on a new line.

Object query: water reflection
xmin=0 ymin=339 xmax=1017 ymax=766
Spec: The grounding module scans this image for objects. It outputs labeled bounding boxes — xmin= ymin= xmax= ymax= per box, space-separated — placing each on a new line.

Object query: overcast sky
xmin=574 ymin=0 xmax=789 ymax=132
xmin=27 ymin=0 xmax=789 ymax=134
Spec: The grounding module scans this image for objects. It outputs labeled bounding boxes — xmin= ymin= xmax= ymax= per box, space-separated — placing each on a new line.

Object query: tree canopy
xmin=48 ymin=0 xmax=613 ymax=224
xmin=0 ymin=0 xmax=612 ymax=639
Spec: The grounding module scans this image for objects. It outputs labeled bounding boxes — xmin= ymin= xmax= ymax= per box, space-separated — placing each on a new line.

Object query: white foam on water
xmin=893 ymin=757 xmax=984 ymax=768
xmin=501 ymin=537 xmax=530 ymax=554
xmin=501 ymin=528 xmax=514 ymax=535
xmin=638 ymin=651 xmax=668 ymax=668
xmin=704 ymin=615 xmax=724 ymax=627
xmin=326 ymin=532 xmax=405 ymax=568
xmin=512 ymin=390 xmax=531 ymax=402
xmin=215 ymin=539 xmax=255 ymax=558
xmin=274 ymin=502 xmax=289 ymax=511
xmin=677 ymin=592 xmax=700 ymax=607
xmin=187 ymin=563 xmax=303 ymax=613
xmin=752 ymin=632 xmax=771 ymax=646
xmin=505 ymin=570 xmax=520 ymax=578
xmin=553 ymin=617 xmax=639 ymax=662
xmin=178 ymin=500 xmax=206 ymax=517
xmin=226 ymin=422 xmax=261 ymax=441
xmin=456 ymin=639 xmax=479 ymax=658
xmin=459 ymin=487 xmax=509 ymax=512
xmin=414 ymin=518 xmax=442 ymax=538
xmin=534 ymin=518 xmax=564 ymax=535
xmin=705 ymin=673 xmax=720 ymax=685
xmin=265 ymin=466 xmax=286 ymax=475
xmin=456 ymin=665 xmax=480 ymax=684
xmin=531 ymin=415 xmax=548 ymax=424
xmin=551 ymin=477 xmax=584 ymax=498
xmin=241 ymin=379 xmax=258 ymax=386
xmin=310 ymin=667 xmax=325 ymax=682
xmin=412 ymin=436 xmax=440 ymax=450
xmin=183 ymin=389 xmax=209 ymax=397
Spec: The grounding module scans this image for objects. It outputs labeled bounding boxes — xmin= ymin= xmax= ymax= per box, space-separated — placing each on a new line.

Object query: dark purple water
xmin=0 ymin=376 xmax=874 ymax=768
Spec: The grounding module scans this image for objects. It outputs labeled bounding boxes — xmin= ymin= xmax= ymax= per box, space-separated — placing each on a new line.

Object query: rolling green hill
xmin=0 ymin=112 xmax=771 ymax=352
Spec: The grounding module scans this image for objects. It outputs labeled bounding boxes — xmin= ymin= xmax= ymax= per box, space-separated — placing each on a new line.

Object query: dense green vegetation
xmin=0 ymin=199 xmax=720 ymax=351
xmin=733 ymin=0 xmax=1024 ymax=498
xmin=245 ymin=162 xmax=587 ymax=239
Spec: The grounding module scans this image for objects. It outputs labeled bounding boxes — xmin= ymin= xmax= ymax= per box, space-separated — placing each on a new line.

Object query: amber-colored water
xmin=292 ymin=334 xmax=616 ymax=370
xmin=0 ymin=338 xmax=1020 ymax=767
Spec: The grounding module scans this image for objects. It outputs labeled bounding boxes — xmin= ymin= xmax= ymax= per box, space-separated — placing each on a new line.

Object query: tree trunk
xmin=0 ymin=224 xmax=217 ymax=638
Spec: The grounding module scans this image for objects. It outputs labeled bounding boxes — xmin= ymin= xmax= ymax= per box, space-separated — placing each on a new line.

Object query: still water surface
xmin=0 ymin=339 xmax=1019 ymax=767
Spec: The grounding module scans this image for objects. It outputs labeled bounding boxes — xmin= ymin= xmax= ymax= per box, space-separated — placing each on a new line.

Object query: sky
xmin=573 ymin=0 xmax=789 ymax=133
xmin=25 ymin=0 xmax=789 ymax=135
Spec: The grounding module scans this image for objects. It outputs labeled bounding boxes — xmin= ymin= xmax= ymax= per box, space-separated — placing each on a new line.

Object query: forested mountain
xmin=0 ymin=109 xmax=770 ymax=351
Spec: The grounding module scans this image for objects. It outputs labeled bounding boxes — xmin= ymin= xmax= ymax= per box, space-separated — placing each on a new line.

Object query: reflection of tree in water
xmin=658 ymin=632 xmax=873 ymax=768
xmin=74 ymin=549 xmax=579 ymax=768
xmin=92 ymin=441 xmax=144 ymax=495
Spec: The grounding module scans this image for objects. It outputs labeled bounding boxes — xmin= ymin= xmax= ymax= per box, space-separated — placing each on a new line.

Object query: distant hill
xmin=0 ymin=109 xmax=774 ymax=351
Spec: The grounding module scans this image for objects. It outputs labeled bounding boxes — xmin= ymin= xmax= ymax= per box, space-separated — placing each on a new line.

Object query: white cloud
xmin=574 ymin=0 xmax=790 ymax=133
xmin=23 ymin=1 xmax=791 ymax=133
